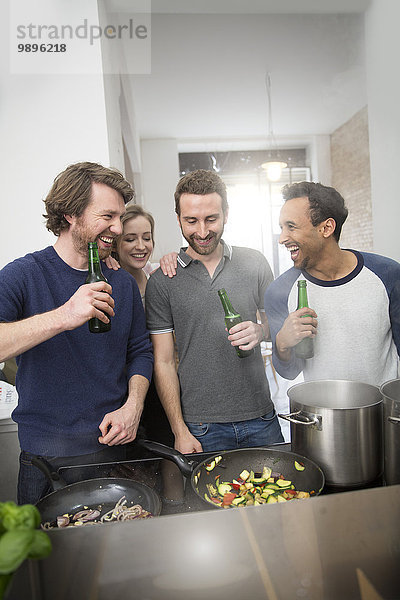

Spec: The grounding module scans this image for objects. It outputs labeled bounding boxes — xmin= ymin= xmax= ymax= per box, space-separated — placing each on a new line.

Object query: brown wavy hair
xmin=43 ymin=162 xmax=134 ymax=236
xmin=174 ymin=169 xmax=228 ymax=216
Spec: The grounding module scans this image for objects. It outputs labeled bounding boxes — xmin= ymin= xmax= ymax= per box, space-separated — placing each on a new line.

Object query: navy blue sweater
xmin=0 ymin=246 xmax=153 ymax=456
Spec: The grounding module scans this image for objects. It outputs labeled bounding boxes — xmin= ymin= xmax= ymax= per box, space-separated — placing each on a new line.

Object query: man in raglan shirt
xmin=264 ymin=181 xmax=400 ymax=385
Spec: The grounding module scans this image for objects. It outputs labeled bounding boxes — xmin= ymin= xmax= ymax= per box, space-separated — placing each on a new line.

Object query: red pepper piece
xmin=210 ymin=497 xmax=222 ymax=505
xmin=222 ymin=492 xmax=237 ymax=506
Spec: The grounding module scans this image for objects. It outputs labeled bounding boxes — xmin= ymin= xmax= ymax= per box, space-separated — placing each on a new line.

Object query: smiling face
xmin=116 ymin=215 xmax=154 ymax=273
xmin=178 ymin=192 xmax=227 ymax=258
xmin=67 ymin=182 xmax=125 ymax=260
xmin=279 ymin=196 xmax=325 ymax=271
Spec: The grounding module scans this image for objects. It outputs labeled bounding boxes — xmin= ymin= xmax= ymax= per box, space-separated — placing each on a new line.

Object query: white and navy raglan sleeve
xmin=264 ymin=268 xmax=305 ymax=379
xmin=363 ymin=252 xmax=400 ymax=358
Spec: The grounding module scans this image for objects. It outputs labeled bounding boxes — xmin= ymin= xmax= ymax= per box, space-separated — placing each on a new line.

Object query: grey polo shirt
xmin=145 ymin=241 xmax=274 ymax=423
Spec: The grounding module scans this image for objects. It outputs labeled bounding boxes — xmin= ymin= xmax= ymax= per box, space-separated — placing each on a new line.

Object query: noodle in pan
xmin=42 ymin=495 xmax=153 ymax=529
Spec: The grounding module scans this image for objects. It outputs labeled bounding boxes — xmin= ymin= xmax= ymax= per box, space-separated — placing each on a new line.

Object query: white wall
xmin=309 ymin=135 xmax=332 ymax=185
xmin=131 ymin=13 xmax=366 ymax=140
xmin=0 ymin=1 xmax=111 ymax=269
xmin=0 ymin=75 xmax=112 ymax=269
xmin=140 ymin=139 xmax=182 ymax=261
xmin=365 ymin=0 xmax=400 ymax=261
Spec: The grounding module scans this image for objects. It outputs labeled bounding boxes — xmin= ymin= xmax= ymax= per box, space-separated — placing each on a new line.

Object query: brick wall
xmin=330 ymin=106 xmax=373 ymax=251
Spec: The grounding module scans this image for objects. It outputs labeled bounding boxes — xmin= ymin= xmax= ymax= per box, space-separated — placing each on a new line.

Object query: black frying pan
xmin=138 ymin=440 xmax=325 ymax=509
xmin=33 ymin=457 xmax=162 ymax=525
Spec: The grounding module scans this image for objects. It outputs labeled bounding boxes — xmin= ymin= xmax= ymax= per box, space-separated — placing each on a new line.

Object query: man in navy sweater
xmin=0 ymin=162 xmax=153 ymax=504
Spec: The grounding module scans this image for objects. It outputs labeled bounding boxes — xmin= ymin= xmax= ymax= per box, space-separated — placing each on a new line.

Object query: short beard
xmin=186 ymin=232 xmax=222 ymax=256
xmin=71 ymin=223 xmax=111 ymax=261
xmin=299 ymin=256 xmax=310 ymax=271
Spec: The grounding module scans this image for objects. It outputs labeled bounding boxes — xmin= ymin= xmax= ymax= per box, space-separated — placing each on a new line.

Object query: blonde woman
xmin=114 ymin=205 xmax=183 ymax=504
xmin=115 ymin=204 xmax=158 ymax=303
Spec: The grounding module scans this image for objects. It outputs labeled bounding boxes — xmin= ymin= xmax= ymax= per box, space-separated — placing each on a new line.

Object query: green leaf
xmin=0 ymin=530 xmax=34 ymax=575
xmin=0 ymin=503 xmax=41 ymax=532
xmin=27 ymin=530 xmax=52 ymax=560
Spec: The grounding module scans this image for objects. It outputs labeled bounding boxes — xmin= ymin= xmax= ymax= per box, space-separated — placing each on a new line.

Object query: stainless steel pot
xmin=380 ymin=378 xmax=400 ymax=485
xmin=279 ymin=380 xmax=383 ymax=487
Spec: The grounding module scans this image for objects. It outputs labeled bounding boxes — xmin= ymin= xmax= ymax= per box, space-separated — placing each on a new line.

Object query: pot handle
xmin=137 ymin=439 xmax=195 ymax=478
xmin=388 ymin=416 xmax=400 ymax=425
xmin=278 ymin=410 xmax=322 ymax=429
xmin=31 ymin=456 xmax=68 ymax=492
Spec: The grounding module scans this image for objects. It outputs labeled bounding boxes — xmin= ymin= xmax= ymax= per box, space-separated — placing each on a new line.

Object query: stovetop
xmin=57 ymin=442 xmax=384 ymax=517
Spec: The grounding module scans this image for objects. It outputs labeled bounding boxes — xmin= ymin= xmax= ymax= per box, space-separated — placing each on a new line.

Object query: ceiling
xmin=105 ymin=1 xmax=370 ymax=148
xmin=108 ymin=0 xmax=371 ymax=15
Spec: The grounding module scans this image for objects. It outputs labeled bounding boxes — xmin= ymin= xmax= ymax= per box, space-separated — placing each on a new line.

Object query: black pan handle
xmin=31 ymin=456 xmax=68 ymax=492
xmin=137 ymin=439 xmax=195 ymax=478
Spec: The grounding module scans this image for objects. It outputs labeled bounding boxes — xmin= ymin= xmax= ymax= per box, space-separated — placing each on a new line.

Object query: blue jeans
xmin=186 ymin=409 xmax=284 ymax=452
xmin=18 ymin=446 xmax=128 ymax=506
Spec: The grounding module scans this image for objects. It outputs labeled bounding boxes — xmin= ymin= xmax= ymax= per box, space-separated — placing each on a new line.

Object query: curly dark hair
xmin=43 ymin=162 xmax=134 ymax=236
xmin=174 ymin=169 xmax=228 ymax=216
xmin=282 ymin=181 xmax=348 ymax=242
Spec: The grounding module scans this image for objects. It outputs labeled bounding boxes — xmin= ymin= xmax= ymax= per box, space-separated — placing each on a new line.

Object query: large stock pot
xmin=380 ymin=378 xmax=400 ymax=485
xmin=279 ymin=380 xmax=383 ymax=487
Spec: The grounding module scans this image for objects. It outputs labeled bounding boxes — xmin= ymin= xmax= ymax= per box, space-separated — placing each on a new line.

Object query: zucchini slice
xmin=267 ymin=495 xmax=278 ymax=504
xmin=261 ymin=489 xmax=276 ymax=498
xmin=251 ymin=477 xmax=267 ymax=485
xmin=262 ymin=466 xmax=272 ymax=480
xmin=265 ymin=483 xmax=280 ymax=491
xmin=217 ymin=483 xmax=232 ymax=496
xmin=231 ymin=496 xmax=246 ymax=506
xmin=276 ymin=479 xmax=292 ymax=488
xmin=294 ymin=460 xmax=305 ymax=471
xmin=240 ymin=469 xmax=250 ymax=481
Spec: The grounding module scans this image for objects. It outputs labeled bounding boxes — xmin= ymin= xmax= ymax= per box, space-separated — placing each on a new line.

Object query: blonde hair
xmin=121 ymin=204 xmax=155 ymax=244
xmin=113 ymin=204 xmax=155 ymax=260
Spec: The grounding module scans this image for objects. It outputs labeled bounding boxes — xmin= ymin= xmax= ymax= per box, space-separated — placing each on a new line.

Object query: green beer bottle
xmin=218 ymin=288 xmax=254 ymax=358
xmin=294 ymin=279 xmax=314 ymax=359
xmin=86 ymin=242 xmax=111 ymax=333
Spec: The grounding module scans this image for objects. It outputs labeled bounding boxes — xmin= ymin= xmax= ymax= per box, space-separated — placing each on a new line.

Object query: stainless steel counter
xmin=0 ymin=418 xmax=19 ymax=503
xmin=8 ymin=483 xmax=400 ymax=600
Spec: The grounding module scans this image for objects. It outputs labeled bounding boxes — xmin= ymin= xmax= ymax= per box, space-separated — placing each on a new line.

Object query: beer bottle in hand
xmin=218 ymin=288 xmax=254 ymax=358
xmin=295 ymin=279 xmax=313 ymax=359
xmin=86 ymin=242 xmax=111 ymax=333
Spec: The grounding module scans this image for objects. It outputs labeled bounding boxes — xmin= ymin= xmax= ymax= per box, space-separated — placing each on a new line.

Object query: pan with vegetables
xmin=139 ymin=440 xmax=325 ymax=510
xmin=32 ymin=457 xmax=162 ymax=527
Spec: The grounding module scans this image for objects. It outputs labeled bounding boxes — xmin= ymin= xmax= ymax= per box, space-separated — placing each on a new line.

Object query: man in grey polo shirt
xmin=145 ymin=169 xmax=283 ymax=453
